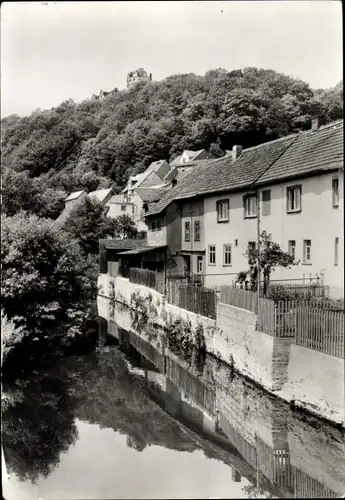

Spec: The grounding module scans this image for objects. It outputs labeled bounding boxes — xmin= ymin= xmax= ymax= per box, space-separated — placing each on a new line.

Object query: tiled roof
xmin=135 ymin=186 xmax=170 ymax=203
xmin=146 ymin=133 xmax=296 ymax=216
xmin=256 ymin=120 xmax=344 ymax=184
xmin=88 ymin=187 xmax=113 ymax=203
xmin=170 ymin=149 xmax=207 ymax=166
xmin=117 ymin=244 xmax=167 ymax=256
xmin=108 ymin=194 xmax=129 ymax=204
xmin=146 ymin=166 xmax=198 ymax=217
xmin=99 ymin=238 xmax=147 ymax=250
xmin=64 ymin=190 xmax=85 ymax=202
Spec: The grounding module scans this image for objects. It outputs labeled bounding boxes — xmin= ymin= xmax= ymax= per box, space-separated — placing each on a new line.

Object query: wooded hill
xmin=1 ymin=67 xmax=343 ymax=219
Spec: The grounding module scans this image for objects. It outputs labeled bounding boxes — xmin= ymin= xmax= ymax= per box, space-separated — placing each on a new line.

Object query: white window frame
xmin=303 ymin=239 xmax=312 ymax=264
xmin=217 ymin=199 xmax=229 ymax=223
xmin=197 ymin=256 xmax=203 ymax=274
xmin=332 ymin=178 xmax=339 ymax=208
xmin=223 ymin=244 xmax=232 ymax=266
xmin=287 ymin=185 xmax=302 ymax=213
xmin=288 ymin=240 xmax=296 ymax=260
xmin=194 ymin=220 xmax=200 ymax=242
xmin=244 ymin=195 xmax=257 ymax=218
xmin=184 ymin=220 xmax=191 ymax=242
xmin=208 ymin=245 xmax=216 ymax=265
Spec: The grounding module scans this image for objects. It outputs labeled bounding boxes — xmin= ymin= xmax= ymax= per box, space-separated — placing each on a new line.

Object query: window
xmin=152 ymin=221 xmax=156 ymax=232
xmin=244 ymin=194 xmax=257 ymax=218
xmin=197 ymin=256 xmax=203 ymax=274
xmin=332 ymin=178 xmax=339 ymax=207
xmin=262 ymin=190 xmax=271 ymax=216
xmin=287 ymin=185 xmax=301 ymax=213
xmin=157 ymin=221 xmax=162 ymax=231
xmin=235 ymin=239 xmax=238 ymax=247
xmin=223 ymin=244 xmax=232 ymax=266
xmin=335 ymin=237 xmax=339 ymax=265
xmin=208 ymin=245 xmax=216 ymax=265
xmin=303 ymin=239 xmax=312 ymax=264
xmin=194 ymin=220 xmax=200 ymax=241
xmin=132 ymin=205 xmax=135 ymax=214
xmin=288 ymin=240 xmax=296 ymax=260
xmin=184 ymin=221 xmax=191 ymax=242
xmin=121 ymin=205 xmax=126 ymax=211
xmin=248 ymin=241 xmax=256 ymax=252
xmin=217 ymin=199 xmax=229 ymax=222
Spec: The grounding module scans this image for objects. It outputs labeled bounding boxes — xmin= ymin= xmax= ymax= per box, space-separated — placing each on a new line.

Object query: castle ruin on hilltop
xmin=127 ymin=68 xmax=152 ymax=88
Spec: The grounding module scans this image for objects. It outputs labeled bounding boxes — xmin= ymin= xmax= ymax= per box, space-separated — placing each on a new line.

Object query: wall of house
xmin=146 ymin=215 xmax=167 ymax=246
xmin=166 ymin=202 xmax=182 ymax=255
xmin=203 ymin=171 xmax=344 ymax=296
xmin=257 ymin=171 xmax=344 ymax=297
xmin=106 ymin=201 xmax=135 ymax=220
xmin=181 ymin=199 xmax=205 ymax=252
xmin=203 ymin=192 xmax=256 ymax=288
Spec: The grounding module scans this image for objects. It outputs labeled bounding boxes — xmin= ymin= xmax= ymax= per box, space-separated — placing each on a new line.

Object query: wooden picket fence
xmin=166 ymin=278 xmax=188 ymax=306
xmin=178 ymin=284 xmax=217 ymax=320
xmin=107 ymin=261 xmax=119 ymax=277
xmin=294 ymin=302 xmax=344 ymax=358
xmin=128 ymin=267 xmax=165 ymax=295
xmin=219 ymin=286 xmax=344 ymax=357
xmin=220 ymin=286 xmax=258 ymax=314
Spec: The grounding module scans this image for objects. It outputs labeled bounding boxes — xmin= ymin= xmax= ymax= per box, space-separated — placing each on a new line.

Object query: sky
xmin=1 ymin=1 xmax=343 ymax=118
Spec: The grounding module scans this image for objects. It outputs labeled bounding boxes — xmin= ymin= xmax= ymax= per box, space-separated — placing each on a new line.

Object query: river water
xmin=2 ymin=316 xmax=345 ymax=499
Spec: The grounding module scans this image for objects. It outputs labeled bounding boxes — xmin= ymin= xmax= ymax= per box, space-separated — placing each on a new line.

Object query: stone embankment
xmin=98 ymin=274 xmax=345 ymax=427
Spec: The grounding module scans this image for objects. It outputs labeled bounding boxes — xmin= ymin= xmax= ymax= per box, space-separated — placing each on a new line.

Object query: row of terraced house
xmin=101 ymin=119 xmax=343 ymax=299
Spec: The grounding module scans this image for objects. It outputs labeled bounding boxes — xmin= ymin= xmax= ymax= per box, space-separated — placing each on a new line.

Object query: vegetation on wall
xmin=237 ymin=231 xmax=298 ymax=294
xmin=1 ymin=68 xmax=342 ymax=218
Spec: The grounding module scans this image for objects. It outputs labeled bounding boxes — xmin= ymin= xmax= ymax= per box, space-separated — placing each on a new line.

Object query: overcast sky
xmin=1 ymin=1 xmax=342 ymax=117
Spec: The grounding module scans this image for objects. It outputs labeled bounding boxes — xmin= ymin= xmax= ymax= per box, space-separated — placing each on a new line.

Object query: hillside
xmin=1 ymin=67 xmax=343 ymax=219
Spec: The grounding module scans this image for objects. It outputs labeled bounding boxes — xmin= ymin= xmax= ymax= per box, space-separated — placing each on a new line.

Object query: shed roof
xmin=99 ymin=238 xmax=147 ymax=251
xmin=117 ymin=244 xmax=167 ymax=256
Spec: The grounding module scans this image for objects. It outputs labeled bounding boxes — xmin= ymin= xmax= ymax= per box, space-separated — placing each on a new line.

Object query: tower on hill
xmin=127 ymin=68 xmax=152 ymax=88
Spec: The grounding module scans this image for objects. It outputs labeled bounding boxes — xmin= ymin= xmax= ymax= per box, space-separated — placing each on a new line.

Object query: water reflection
xmin=2 ymin=313 xmax=345 ymax=499
xmin=102 ymin=313 xmax=345 ymax=499
xmin=2 ymin=367 xmax=78 ymax=484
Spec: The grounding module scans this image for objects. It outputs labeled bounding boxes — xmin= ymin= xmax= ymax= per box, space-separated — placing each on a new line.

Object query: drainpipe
xmin=256 ymin=189 xmax=261 ymax=313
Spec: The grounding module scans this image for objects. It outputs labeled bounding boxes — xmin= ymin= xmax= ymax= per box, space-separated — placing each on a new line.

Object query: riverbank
xmin=98 ymin=274 xmax=344 ymax=427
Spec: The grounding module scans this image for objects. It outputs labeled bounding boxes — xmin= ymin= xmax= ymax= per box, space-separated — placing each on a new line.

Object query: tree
xmin=1 ymin=67 xmax=342 ymax=217
xmin=240 ymin=231 xmax=298 ymax=295
xmin=61 ymin=198 xmax=137 ymax=256
xmin=1 ymin=212 xmax=98 ymax=345
xmin=111 ymin=213 xmax=138 ymax=239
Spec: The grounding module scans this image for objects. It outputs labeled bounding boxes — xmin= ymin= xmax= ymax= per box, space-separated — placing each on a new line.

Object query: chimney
xmin=232 ymin=145 xmax=242 ymax=161
xmin=311 ymin=117 xmax=320 ymax=131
